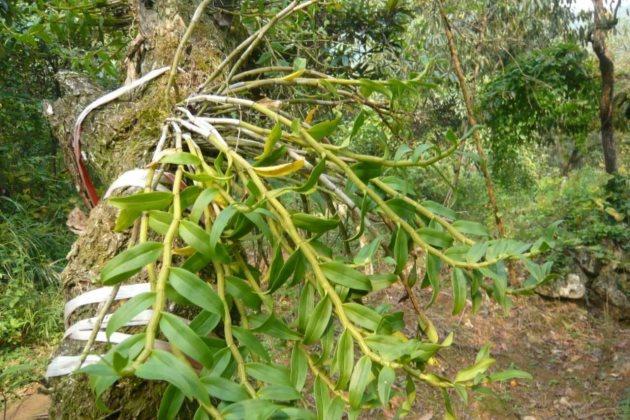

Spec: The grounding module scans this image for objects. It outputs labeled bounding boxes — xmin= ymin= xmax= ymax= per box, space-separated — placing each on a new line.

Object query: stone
xmin=538 ymin=273 xmax=586 ymax=299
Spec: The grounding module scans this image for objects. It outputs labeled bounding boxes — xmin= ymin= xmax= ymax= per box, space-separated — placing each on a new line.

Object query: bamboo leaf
xmin=100 ymin=242 xmax=162 ymax=285
xmin=295 ymin=158 xmax=326 ymax=193
xmin=179 ymin=219 xmax=214 ymax=259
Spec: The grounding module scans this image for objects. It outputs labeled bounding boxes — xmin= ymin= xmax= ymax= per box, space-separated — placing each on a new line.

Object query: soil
xmin=4 ymin=289 xmax=628 ymax=419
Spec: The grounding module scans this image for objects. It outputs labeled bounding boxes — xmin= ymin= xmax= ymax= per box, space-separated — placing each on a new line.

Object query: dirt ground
xmin=4 ymin=287 xmax=629 ymax=419
xmin=379 ymin=283 xmax=630 ymax=419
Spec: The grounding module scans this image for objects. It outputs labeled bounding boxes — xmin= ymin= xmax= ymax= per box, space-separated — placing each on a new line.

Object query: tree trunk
xmin=45 ymin=1 xmax=227 ymax=417
xmin=591 ymin=0 xmax=619 ymax=174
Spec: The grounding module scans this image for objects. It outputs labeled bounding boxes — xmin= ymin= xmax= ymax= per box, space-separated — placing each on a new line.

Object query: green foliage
xmin=481 ymin=43 xmax=599 ymax=186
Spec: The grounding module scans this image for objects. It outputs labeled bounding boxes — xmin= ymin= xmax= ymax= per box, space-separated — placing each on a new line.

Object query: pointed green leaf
xmin=159 ymin=151 xmax=201 ymax=165
xmin=106 ymin=292 xmax=155 ymax=338
xmin=320 ymin=262 xmax=371 ymax=291
xmin=452 ymin=268 xmax=467 ymax=315
xmin=189 ymin=188 xmax=218 ymax=223
xmin=201 ymin=376 xmax=249 ymax=401
xmin=210 ymin=204 xmax=238 ymax=250
xmin=394 ymin=225 xmax=408 ymax=274
xmin=307 ymin=118 xmax=340 ymax=140
xmin=246 ymin=363 xmax=291 ymax=386
xmin=108 ymin=192 xmax=173 ymax=212
xmin=136 ymin=350 xmax=209 ymax=405
xmin=303 ymin=296 xmax=332 ymax=344
xmin=377 ymin=366 xmax=395 ymax=405
xmin=258 ymin=384 xmax=301 ymax=401
xmin=295 ymin=158 xmax=326 ymax=193
xmin=169 ymin=267 xmax=223 ymax=316
xmin=291 ymin=213 xmax=339 ymax=233
xmin=348 ymin=356 xmax=373 ymax=409
xmin=179 ymin=219 xmax=214 ymax=259
xmin=101 ymin=242 xmax=162 ymax=285
xmin=290 ymin=345 xmax=308 ymax=391
xmin=158 ymin=384 xmax=185 ymax=420
xmin=160 ymin=312 xmax=214 ymax=369
xmin=334 ymin=329 xmax=354 ymax=389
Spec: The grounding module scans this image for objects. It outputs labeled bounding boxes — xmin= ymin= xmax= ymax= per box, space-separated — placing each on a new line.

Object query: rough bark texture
xmin=45 ymin=0 xmax=227 ymax=417
xmin=591 ymin=0 xmax=619 ymax=174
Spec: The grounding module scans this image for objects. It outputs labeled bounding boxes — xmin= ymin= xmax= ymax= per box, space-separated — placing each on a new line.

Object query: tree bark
xmin=45 ymin=1 xmax=227 ymax=417
xmin=591 ymin=0 xmax=619 ymax=174
xmin=437 ymin=2 xmax=506 ymax=239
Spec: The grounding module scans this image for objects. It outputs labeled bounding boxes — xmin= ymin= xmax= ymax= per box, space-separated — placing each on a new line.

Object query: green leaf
xmin=108 ymin=192 xmax=173 ymax=212
xmin=189 ymin=188 xmax=218 ymax=223
xmin=268 ymin=248 xmax=303 ymax=294
xmin=314 ymin=376 xmax=330 ymax=419
xmin=425 ymin=253 xmax=442 ymax=306
xmin=290 ymin=345 xmax=308 ymax=391
xmin=136 ymin=350 xmax=209 ymax=405
xmin=106 ymin=292 xmax=155 ymax=339
xmin=452 ymin=268 xmax=467 ymax=315
xmin=148 ymin=210 xmax=173 ymax=235
xmin=343 ymin=302 xmax=382 ymax=331
xmin=455 ymin=358 xmax=495 ymax=383
xmin=369 ymin=273 xmax=398 ymax=291
xmin=256 ymin=122 xmax=283 ymax=161
xmin=320 ymin=262 xmax=371 ymax=291
xmin=100 ymin=242 xmax=162 ymax=285
xmin=225 ymin=276 xmax=262 ymax=310
xmin=193 ymin=407 xmax=209 ymax=420
xmin=209 ymin=204 xmax=238 ymax=250
xmin=246 ymin=363 xmax=291 ymax=386
xmin=350 ymin=111 xmax=367 ymax=139
xmin=453 ymin=220 xmax=490 ymax=237
xmin=250 ymin=313 xmax=302 ymax=340
xmin=488 ymin=369 xmax=533 ymax=382
xmin=354 ymin=236 xmax=381 ymax=265
xmin=334 ymin=329 xmax=354 ymax=389
xmin=417 ymin=228 xmax=453 ymax=248
xmin=348 ymin=356 xmax=373 ymax=409
xmin=421 ymin=200 xmax=456 ymax=220
xmin=158 ymin=384 xmax=185 ymax=420
xmin=378 ymin=366 xmax=395 ymax=405
xmin=114 ymin=209 xmax=142 ymax=232
xmin=298 ymin=283 xmax=315 ymax=332
xmin=159 ymin=151 xmax=201 ymax=165
xmin=307 ymin=118 xmax=340 ymax=140
xmin=179 ymin=219 xmax=214 ymax=259
xmin=258 ymin=384 xmax=301 ymax=401
xmin=201 ymin=376 xmax=249 ymax=401
xmin=169 ymin=267 xmax=223 ymax=316
xmin=303 ymin=296 xmax=332 ymax=344
xmin=351 ymin=161 xmax=382 ymax=182
xmin=189 ymin=311 xmax=221 ymax=336
xmin=232 ymin=326 xmax=270 ymax=361
xmin=295 ymin=158 xmax=326 ymax=193
xmin=291 ymin=213 xmax=339 ymax=233
xmin=394 ymin=225 xmax=408 ymax=274
xmin=221 ymin=400 xmax=279 ymax=420
xmin=159 ymin=312 xmax=214 ymax=369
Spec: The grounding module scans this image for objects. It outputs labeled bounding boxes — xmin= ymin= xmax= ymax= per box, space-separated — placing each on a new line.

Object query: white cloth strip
xmin=103 ymin=169 xmax=169 ymax=199
xmin=63 ymin=310 xmax=154 ymax=339
xmin=46 ymin=355 xmax=103 ymax=378
xmin=64 ymin=283 xmax=151 ymax=324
